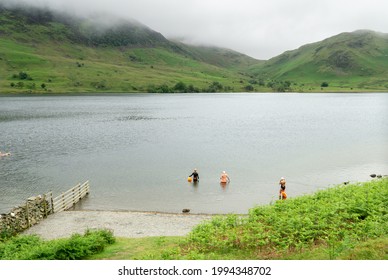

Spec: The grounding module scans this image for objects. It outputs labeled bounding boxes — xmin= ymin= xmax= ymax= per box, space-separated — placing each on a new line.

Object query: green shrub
xmin=0 ymin=229 xmax=115 ymax=260
xmin=173 ymin=81 xmax=187 ymax=92
xmin=18 ymin=72 xmax=29 ymax=80
xmin=184 ymin=178 xmax=388 ymax=257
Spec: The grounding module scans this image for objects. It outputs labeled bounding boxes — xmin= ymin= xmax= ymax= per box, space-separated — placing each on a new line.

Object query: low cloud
xmin=3 ymin=0 xmax=388 ymax=59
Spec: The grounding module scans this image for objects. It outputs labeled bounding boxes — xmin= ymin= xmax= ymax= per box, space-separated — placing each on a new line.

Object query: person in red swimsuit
xmin=220 ymin=171 xmax=230 ymax=184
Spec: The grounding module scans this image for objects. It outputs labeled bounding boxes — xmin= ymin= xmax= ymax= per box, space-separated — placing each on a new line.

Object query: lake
xmin=0 ymin=93 xmax=387 ymax=214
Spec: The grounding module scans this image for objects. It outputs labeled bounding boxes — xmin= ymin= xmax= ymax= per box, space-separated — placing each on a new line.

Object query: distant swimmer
xmin=279 ymin=177 xmax=287 ymax=200
xmin=279 ymin=177 xmax=286 ymax=188
xmin=279 ymin=187 xmax=287 ymax=200
xmin=220 ymin=171 xmax=230 ymax=184
xmin=0 ymin=151 xmax=11 ymax=157
xmin=188 ymin=168 xmax=199 ymax=182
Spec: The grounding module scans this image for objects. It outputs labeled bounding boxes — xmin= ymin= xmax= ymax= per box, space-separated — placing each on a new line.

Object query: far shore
xmin=1 ymin=90 xmax=388 ymax=96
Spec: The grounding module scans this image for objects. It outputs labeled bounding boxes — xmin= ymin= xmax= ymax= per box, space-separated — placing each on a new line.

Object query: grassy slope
xmin=250 ymin=30 xmax=388 ymax=92
xmin=90 ymin=178 xmax=388 ymax=260
xmin=0 ymin=39 xmax=253 ymax=94
xmin=0 ymin=8 xmax=258 ymax=94
xmin=4 ymin=7 xmax=388 ymax=94
xmin=171 ymin=40 xmax=264 ymax=70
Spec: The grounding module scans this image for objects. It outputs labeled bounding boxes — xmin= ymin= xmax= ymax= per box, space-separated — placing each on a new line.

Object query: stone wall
xmin=0 ymin=195 xmax=52 ymax=237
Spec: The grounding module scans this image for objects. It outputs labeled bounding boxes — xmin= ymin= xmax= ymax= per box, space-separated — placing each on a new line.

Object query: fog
xmin=2 ymin=0 xmax=388 ymax=59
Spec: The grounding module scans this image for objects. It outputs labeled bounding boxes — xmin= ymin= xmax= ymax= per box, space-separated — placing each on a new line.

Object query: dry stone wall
xmin=0 ymin=195 xmax=52 ymax=237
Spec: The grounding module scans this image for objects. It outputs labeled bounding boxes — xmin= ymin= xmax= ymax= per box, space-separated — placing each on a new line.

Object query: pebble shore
xmin=23 ymin=210 xmax=214 ymax=240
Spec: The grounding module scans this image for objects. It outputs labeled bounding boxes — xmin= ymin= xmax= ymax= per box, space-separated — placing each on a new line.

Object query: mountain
xmin=0 ymin=4 xmax=170 ymax=47
xmin=0 ymin=4 xmax=259 ymax=94
xmin=1 ymin=4 xmax=387 ymax=93
xmin=170 ymin=40 xmax=263 ymax=70
xmin=250 ymin=30 xmax=388 ymax=91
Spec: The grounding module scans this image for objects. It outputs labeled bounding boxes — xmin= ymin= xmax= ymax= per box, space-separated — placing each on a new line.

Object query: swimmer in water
xmin=0 ymin=151 xmax=11 ymax=157
xmin=220 ymin=171 xmax=230 ymax=184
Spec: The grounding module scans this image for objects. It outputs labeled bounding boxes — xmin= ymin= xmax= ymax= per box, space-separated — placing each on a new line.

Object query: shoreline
xmin=1 ymin=91 xmax=388 ymax=96
xmin=19 ymin=177 xmax=387 ymax=240
xmin=22 ymin=210 xmax=216 ymax=240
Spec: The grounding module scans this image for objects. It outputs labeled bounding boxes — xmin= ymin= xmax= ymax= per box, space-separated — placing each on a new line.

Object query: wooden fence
xmin=52 ymin=180 xmax=90 ymax=213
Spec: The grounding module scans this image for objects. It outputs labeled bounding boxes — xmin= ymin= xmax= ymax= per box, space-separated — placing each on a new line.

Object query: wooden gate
xmin=52 ymin=180 xmax=90 ymax=213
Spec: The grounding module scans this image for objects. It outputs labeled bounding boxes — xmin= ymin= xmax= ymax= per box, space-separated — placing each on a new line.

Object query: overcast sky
xmin=5 ymin=0 xmax=388 ymax=59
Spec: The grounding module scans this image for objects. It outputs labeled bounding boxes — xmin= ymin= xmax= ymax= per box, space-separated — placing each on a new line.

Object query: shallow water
xmin=0 ymin=93 xmax=387 ymax=214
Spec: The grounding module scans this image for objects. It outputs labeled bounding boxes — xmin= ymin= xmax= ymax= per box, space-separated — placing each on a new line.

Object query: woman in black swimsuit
xmin=189 ymin=168 xmax=199 ymax=182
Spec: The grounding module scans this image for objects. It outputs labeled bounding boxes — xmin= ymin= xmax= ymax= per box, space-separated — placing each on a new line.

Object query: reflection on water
xmin=0 ymin=93 xmax=387 ymax=214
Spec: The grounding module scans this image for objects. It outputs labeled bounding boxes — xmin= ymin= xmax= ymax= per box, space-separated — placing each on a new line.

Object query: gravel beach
xmin=23 ymin=210 xmax=214 ymax=240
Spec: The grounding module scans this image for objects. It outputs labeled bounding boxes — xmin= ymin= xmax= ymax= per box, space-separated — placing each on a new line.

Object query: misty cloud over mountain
xmin=2 ymin=0 xmax=388 ymax=59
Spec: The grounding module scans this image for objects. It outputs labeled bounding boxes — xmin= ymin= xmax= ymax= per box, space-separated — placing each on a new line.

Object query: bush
xmin=321 ymin=82 xmax=329 ymax=87
xmin=244 ymin=85 xmax=254 ymax=92
xmin=184 ymin=178 xmax=388 ymax=257
xmin=18 ymin=72 xmax=33 ymax=80
xmin=19 ymin=72 xmax=29 ymax=80
xmin=0 ymin=229 xmax=115 ymax=260
xmin=173 ymin=81 xmax=187 ymax=93
xmin=147 ymin=84 xmax=173 ymax=93
xmin=207 ymin=81 xmax=223 ymax=93
xmin=266 ymin=80 xmax=292 ymax=92
xmin=187 ymin=84 xmax=200 ymax=93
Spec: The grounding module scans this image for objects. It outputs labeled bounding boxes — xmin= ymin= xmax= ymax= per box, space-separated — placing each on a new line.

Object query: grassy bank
xmin=92 ymin=178 xmax=388 ymax=260
xmin=1 ymin=178 xmax=387 ymax=260
xmin=0 ymin=229 xmax=115 ymax=260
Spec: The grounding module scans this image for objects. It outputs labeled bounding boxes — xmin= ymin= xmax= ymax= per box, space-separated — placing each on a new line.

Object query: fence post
xmin=72 ymin=187 xmax=75 ymax=206
xmin=43 ymin=194 xmax=48 ymax=218
xmin=25 ymin=201 xmax=30 ymax=228
xmin=61 ymin=193 xmax=65 ymax=212
xmin=50 ymin=192 xmax=54 ymax=213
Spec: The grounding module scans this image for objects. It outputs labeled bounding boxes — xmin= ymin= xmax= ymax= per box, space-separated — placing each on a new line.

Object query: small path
xmin=23 ymin=210 xmax=214 ymax=240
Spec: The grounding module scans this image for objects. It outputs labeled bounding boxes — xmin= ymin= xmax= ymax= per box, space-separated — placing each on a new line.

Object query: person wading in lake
xmin=0 ymin=151 xmax=11 ymax=157
xmin=220 ymin=171 xmax=230 ymax=185
xmin=279 ymin=177 xmax=287 ymax=200
xmin=188 ymin=168 xmax=199 ymax=182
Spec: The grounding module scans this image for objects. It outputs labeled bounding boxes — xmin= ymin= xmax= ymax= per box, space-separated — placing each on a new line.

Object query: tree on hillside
xmin=173 ymin=81 xmax=187 ymax=92
xmin=18 ymin=72 xmax=29 ymax=80
xmin=244 ymin=85 xmax=254 ymax=92
xmin=207 ymin=81 xmax=223 ymax=92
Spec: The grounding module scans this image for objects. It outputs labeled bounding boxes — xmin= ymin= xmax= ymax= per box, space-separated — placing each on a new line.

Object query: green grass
xmin=1 ymin=179 xmax=387 ymax=260
xmin=91 ymin=178 xmax=388 ymax=260
xmin=88 ymin=236 xmax=184 ymax=260
xmin=0 ymin=229 xmax=115 ymax=260
xmin=250 ymin=31 xmax=388 ymax=92
xmin=0 ymin=38 xmax=252 ymax=94
xmin=177 ymin=178 xmax=388 ymax=260
xmin=0 ymin=6 xmax=256 ymax=94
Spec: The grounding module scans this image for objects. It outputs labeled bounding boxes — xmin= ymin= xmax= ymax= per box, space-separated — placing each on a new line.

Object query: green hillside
xmin=0 ymin=5 xmax=258 ymax=94
xmin=250 ymin=30 xmax=388 ymax=92
xmin=1 ymin=4 xmax=388 ymax=93
xmin=171 ymin=40 xmax=264 ymax=70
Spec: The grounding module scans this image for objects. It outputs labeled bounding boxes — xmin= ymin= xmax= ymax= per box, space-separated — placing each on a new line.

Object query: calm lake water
xmin=0 ymin=93 xmax=387 ymax=214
